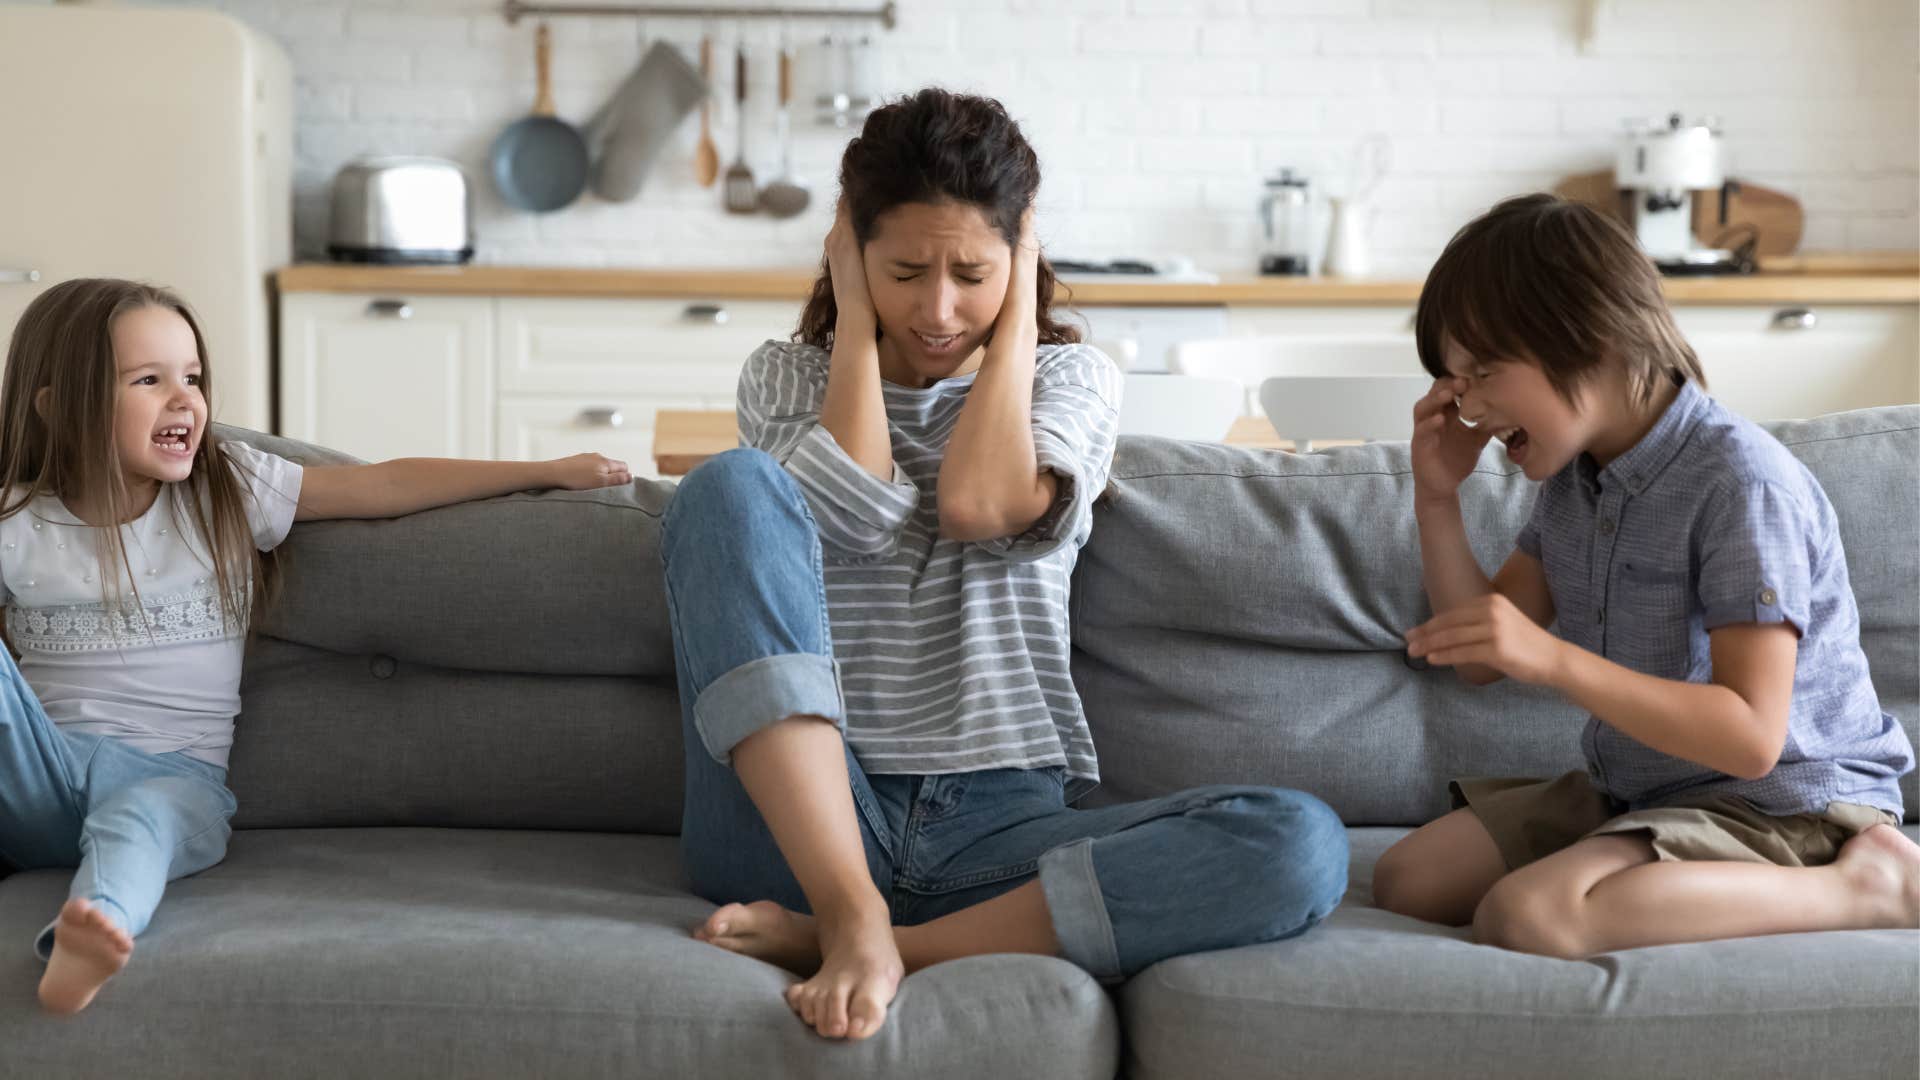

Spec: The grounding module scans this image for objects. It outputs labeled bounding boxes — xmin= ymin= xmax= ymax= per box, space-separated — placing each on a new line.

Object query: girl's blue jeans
xmin=0 ymin=649 xmax=235 ymax=960
xmin=661 ymin=449 xmax=1349 ymax=981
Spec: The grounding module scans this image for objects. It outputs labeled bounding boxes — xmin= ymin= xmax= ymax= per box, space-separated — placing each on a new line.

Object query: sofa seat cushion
xmin=1121 ymin=826 xmax=1920 ymax=1080
xmin=0 ymin=829 xmax=1117 ymax=1079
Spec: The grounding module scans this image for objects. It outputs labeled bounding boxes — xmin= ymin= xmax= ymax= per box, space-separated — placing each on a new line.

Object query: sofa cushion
xmin=0 ymin=829 xmax=1118 ymax=1078
xmin=1119 ymin=825 xmax=1920 ymax=1080
xmin=1072 ymin=406 xmax=1920 ymax=826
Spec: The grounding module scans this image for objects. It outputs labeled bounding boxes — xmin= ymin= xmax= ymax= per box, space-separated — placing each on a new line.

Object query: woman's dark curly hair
xmin=794 ymin=87 xmax=1080 ymax=349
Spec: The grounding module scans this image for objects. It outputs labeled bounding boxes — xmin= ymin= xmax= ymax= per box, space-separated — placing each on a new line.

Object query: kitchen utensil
xmin=1258 ymin=169 xmax=1312 ymax=276
xmin=327 ymin=156 xmax=474 ymax=264
xmin=758 ymin=38 xmax=810 ymax=218
xmin=722 ymin=44 xmax=757 ymax=214
xmin=693 ymin=35 xmax=719 ymax=187
xmin=588 ymin=41 xmax=706 ymax=202
xmin=489 ymin=24 xmax=589 ymax=213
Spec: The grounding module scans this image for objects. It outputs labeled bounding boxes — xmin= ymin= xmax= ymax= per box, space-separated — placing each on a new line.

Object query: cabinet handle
xmin=577 ymin=407 xmax=625 ymax=428
xmin=366 ymin=299 xmax=413 ymax=319
xmin=0 ymin=269 xmax=40 ymax=284
xmin=1771 ymin=308 xmax=1817 ymax=330
xmin=682 ymin=303 xmax=729 ymax=325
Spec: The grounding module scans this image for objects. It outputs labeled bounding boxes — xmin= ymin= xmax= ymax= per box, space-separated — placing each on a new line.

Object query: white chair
xmin=1117 ymin=373 xmax=1244 ymax=441
xmin=1171 ymin=336 xmax=1430 ymax=450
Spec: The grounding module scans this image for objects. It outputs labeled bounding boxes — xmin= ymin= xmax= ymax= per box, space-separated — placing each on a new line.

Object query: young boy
xmin=1373 ymin=193 xmax=1919 ymax=957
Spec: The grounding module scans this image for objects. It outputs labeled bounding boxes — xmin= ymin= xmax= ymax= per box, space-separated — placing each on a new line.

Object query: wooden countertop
xmin=278 ymin=254 xmax=1919 ymax=306
xmin=652 ymin=410 xmax=1292 ymax=476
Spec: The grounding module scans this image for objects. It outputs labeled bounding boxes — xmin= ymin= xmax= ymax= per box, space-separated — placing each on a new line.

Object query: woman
xmin=661 ymin=88 xmax=1347 ymax=1043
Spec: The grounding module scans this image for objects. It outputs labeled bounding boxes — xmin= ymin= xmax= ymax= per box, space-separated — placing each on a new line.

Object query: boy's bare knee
xmin=1472 ymin=879 xmax=1587 ymax=959
xmin=1372 ymin=846 xmax=1448 ymax=921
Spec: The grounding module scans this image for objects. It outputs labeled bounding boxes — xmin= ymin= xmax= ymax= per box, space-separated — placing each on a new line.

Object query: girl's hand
xmin=548 ymin=453 xmax=632 ymax=490
xmin=826 ymin=200 xmax=876 ymax=338
xmin=1410 ymin=377 xmax=1492 ymax=505
xmin=1405 ymin=593 xmax=1568 ymax=686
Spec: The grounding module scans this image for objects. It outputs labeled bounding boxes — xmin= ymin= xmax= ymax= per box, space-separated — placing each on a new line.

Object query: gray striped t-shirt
xmin=737 ymin=339 xmax=1123 ymax=786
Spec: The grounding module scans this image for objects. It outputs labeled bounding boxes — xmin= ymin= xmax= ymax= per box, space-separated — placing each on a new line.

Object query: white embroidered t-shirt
xmin=0 ymin=442 xmax=303 ymax=768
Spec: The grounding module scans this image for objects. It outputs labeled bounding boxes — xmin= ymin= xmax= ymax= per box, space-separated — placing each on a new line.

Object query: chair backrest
xmin=1118 ymin=373 xmax=1243 ymax=441
xmin=1171 ymin=336 xmax=1419 ymax=416
xmin=1258 ymin=375 xmax=1433 ymax=450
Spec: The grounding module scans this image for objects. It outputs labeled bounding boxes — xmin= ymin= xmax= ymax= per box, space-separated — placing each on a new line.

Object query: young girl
xmin=1375 ymin=194 xmax=1920 ymax=955
xmin=1 ymin=278 xmax=630 ymax=1013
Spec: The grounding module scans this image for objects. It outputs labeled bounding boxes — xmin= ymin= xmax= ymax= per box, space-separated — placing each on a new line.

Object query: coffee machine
xmin=1616 ymin=114 xmax=1745 ymax=275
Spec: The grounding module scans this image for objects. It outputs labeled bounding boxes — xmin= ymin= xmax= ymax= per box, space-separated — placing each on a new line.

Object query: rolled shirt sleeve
xmin=1696 ymin=478 xmax=1814 ymax=634
xmin=975 ymin=344 xmax=1124 ymax=562
xmin=737 ymin=340 xmax=920 ymax=561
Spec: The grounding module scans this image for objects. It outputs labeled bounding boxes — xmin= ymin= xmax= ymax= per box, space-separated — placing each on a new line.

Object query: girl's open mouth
xmin=152 ymin=425 xmax=193 ymax=456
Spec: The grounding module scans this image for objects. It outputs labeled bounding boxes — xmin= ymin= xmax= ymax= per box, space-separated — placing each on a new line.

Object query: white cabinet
xmin=278 ymin=294 xmax=493 ymax=461
xmin=1675 ymin=305 xmax=1919 ymax=420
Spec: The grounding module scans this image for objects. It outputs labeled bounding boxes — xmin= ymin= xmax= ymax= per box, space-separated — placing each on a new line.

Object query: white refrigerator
xmin=0 ymin=3 xmax=291 ymax=432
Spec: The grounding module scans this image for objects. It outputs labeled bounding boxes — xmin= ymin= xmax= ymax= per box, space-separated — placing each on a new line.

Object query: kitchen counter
xmin=276 ymin=254 xmax=1920 ymax=306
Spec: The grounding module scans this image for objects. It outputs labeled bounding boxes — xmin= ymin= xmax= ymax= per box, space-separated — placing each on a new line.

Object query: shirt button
xmin=1759 ymin=587 xmax=1777 ymax=606
xmin=23 ymin=579 xmax=35 ymax=588
xmin=3 ymin=542 xmax=13 ymax=550
xmin=82 ymin=575 xmax=92 ymax=584
xmin=159 ymin=528 xmax=168 ymax=536
xmin=31 ymin=522 xmax=41 ymax=531
xmin=146 ymin=568 xmax=158 ymax=577
xmin=56 ymin=542 xmax=65 ymax=550
xmin=1599 ymin=518 xmax=1616 ymax=535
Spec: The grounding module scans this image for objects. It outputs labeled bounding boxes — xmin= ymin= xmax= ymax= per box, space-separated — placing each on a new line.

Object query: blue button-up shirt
xmin=1517 ymin=379 xmax=1911 ymax=816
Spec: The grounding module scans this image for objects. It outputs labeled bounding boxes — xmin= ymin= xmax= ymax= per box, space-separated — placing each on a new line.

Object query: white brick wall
xmin=130 ymin=0 xmax=1920 ymax=273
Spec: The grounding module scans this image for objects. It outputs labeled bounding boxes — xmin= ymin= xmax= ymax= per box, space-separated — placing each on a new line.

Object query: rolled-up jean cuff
xmin=692 ymin=652 xmax=845 ymax=765
xmin=1038 ymin=838 xmax=1123 ymax=982
xmin=33 ymin=897 xmax=131 ymax=961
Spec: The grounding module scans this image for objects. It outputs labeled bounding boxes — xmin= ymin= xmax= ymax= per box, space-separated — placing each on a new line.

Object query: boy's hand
xmin=1411 ymin=377 xmax=1492 ymax=506
xmin=1405 ymin=593 xmax=1567 ymax=686
xmin=548 ymin=453 xmax=632 ymax=490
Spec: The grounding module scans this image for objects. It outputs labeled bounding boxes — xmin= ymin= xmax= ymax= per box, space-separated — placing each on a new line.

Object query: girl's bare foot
xmin=38 ymin=899 xmax=132 ymax=1014
xmin=1835 ymin=824 xmax=1920 ymax=929
xmin=694 ymin=900 xmax=823 ymax=975
xmin=783 ymin=899 xmax=901 ymax=1042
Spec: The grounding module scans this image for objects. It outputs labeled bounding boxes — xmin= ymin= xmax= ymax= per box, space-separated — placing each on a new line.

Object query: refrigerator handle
xmin=0 ymin=269 xmax=41 ymax=284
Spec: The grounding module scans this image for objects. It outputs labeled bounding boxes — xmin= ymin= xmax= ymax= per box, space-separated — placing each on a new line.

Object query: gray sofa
xmin=3 ymin=406 xmax=1914 ymax=1079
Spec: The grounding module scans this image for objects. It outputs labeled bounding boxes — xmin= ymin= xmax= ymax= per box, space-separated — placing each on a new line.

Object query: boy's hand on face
xmin=1405 ymin=593 xmax=1567 ymax=686
xmin=1410 ymin=377 xmax=1492 ymax=506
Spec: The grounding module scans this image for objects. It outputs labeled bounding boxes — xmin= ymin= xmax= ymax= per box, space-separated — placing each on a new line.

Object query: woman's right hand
xmin=1411 ymin=377 xmax=1492 ymax=504
xmin=826 ymin=201 xmax=876 ymax=337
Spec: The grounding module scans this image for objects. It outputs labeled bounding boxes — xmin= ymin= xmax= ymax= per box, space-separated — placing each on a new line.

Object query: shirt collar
xmin=1585 ymin=377 xmax=1707 ymax=496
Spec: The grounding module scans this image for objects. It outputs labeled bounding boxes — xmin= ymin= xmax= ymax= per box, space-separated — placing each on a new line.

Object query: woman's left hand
xmin=1405 ymin=592 xmax=1568 ymax=686
xmin=994 ymin=206 xmax=1041 ymax=341
xmin=547 ymin=452 xmax=633 ymax=490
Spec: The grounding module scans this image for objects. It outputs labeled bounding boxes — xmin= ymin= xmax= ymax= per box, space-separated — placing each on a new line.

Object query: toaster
xmin=327 ymin=156 xmax=474 ymax=264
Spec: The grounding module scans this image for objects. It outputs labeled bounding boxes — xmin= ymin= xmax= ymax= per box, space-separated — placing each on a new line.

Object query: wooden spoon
xmin=693 ymin=35 xmax=719 ymax=187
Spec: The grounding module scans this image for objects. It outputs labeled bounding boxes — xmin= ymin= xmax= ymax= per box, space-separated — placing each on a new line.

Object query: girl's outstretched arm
xmin=293 ymin=453 xmax=629 ymax=522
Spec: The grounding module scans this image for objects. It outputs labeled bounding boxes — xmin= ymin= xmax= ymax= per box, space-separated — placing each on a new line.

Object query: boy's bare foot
xmin=784 ymin=899 xmax=901 ymax=1042
xmin=1834 ymin=824 xmax=1920 ymax=929
xmin=38 ymin=899 xmax=132 ymax=1014
xmin=694 ymin=900 xmax=823 ymax=975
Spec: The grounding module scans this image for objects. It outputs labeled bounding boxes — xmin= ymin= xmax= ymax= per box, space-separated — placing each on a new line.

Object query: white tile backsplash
xmin=126 ymin=0 xmax=1920 ymax=273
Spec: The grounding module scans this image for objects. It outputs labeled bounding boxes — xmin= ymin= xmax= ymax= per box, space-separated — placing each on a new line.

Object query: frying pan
xmin=489 ymin=23 xmax=589 ymax=213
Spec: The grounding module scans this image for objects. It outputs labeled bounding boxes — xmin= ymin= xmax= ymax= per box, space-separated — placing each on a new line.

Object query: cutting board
xmin=1552 ymin=171 xmax=1805 ymax=255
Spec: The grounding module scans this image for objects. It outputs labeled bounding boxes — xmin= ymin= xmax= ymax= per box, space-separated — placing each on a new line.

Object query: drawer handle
xmin=366 ymin=299 xmax=413 ymax=319
xmin=577 ymin=407 xmax=625 ymax=428
xmin=1771 ymin=308 xmax=1817 ymax=330
xmin=0 ymin=268 xmax=40 ymax=285
xmin=682 ymin=303 xmax=729 ymax=325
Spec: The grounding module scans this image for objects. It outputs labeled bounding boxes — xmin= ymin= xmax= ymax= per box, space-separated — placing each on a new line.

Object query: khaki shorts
xmin=1451 ymin=771 xmax=1900 ymax=870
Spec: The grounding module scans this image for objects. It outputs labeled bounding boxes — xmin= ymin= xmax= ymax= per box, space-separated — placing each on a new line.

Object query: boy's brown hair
xmin=1415 ymin=193 xmax=1705 ymax=406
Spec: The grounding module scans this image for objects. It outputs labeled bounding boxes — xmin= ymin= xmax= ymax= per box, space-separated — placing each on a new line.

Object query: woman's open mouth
xmin=913 ymin=330 xmax=965 ymax=357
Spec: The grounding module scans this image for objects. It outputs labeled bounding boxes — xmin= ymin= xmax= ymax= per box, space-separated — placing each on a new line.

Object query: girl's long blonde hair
xmin=1 ymin=278 xmax=269 ymax=633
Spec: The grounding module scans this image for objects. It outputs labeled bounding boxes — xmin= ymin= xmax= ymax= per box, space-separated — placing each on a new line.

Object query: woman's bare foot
xmin=38 ymin=899 xmax=132 ymax=1014
xmin=694 ymin=900 xmax=823 ymax=975
xmin=782 ymin=899 xmax=902 ymax=1042
xmin=1835 ymin=824 xmax=1920 ymax=929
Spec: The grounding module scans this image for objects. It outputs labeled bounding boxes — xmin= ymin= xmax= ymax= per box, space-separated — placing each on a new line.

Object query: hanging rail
xmin=502 ymin=1 xmax=897 ymax=28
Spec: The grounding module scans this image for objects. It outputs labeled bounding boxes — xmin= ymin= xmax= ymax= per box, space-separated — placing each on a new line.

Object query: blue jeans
xmin=0 ymin=649 xmax=236 ymax=960
xmin=661 ymin=449 xmax=1348 ymax=981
